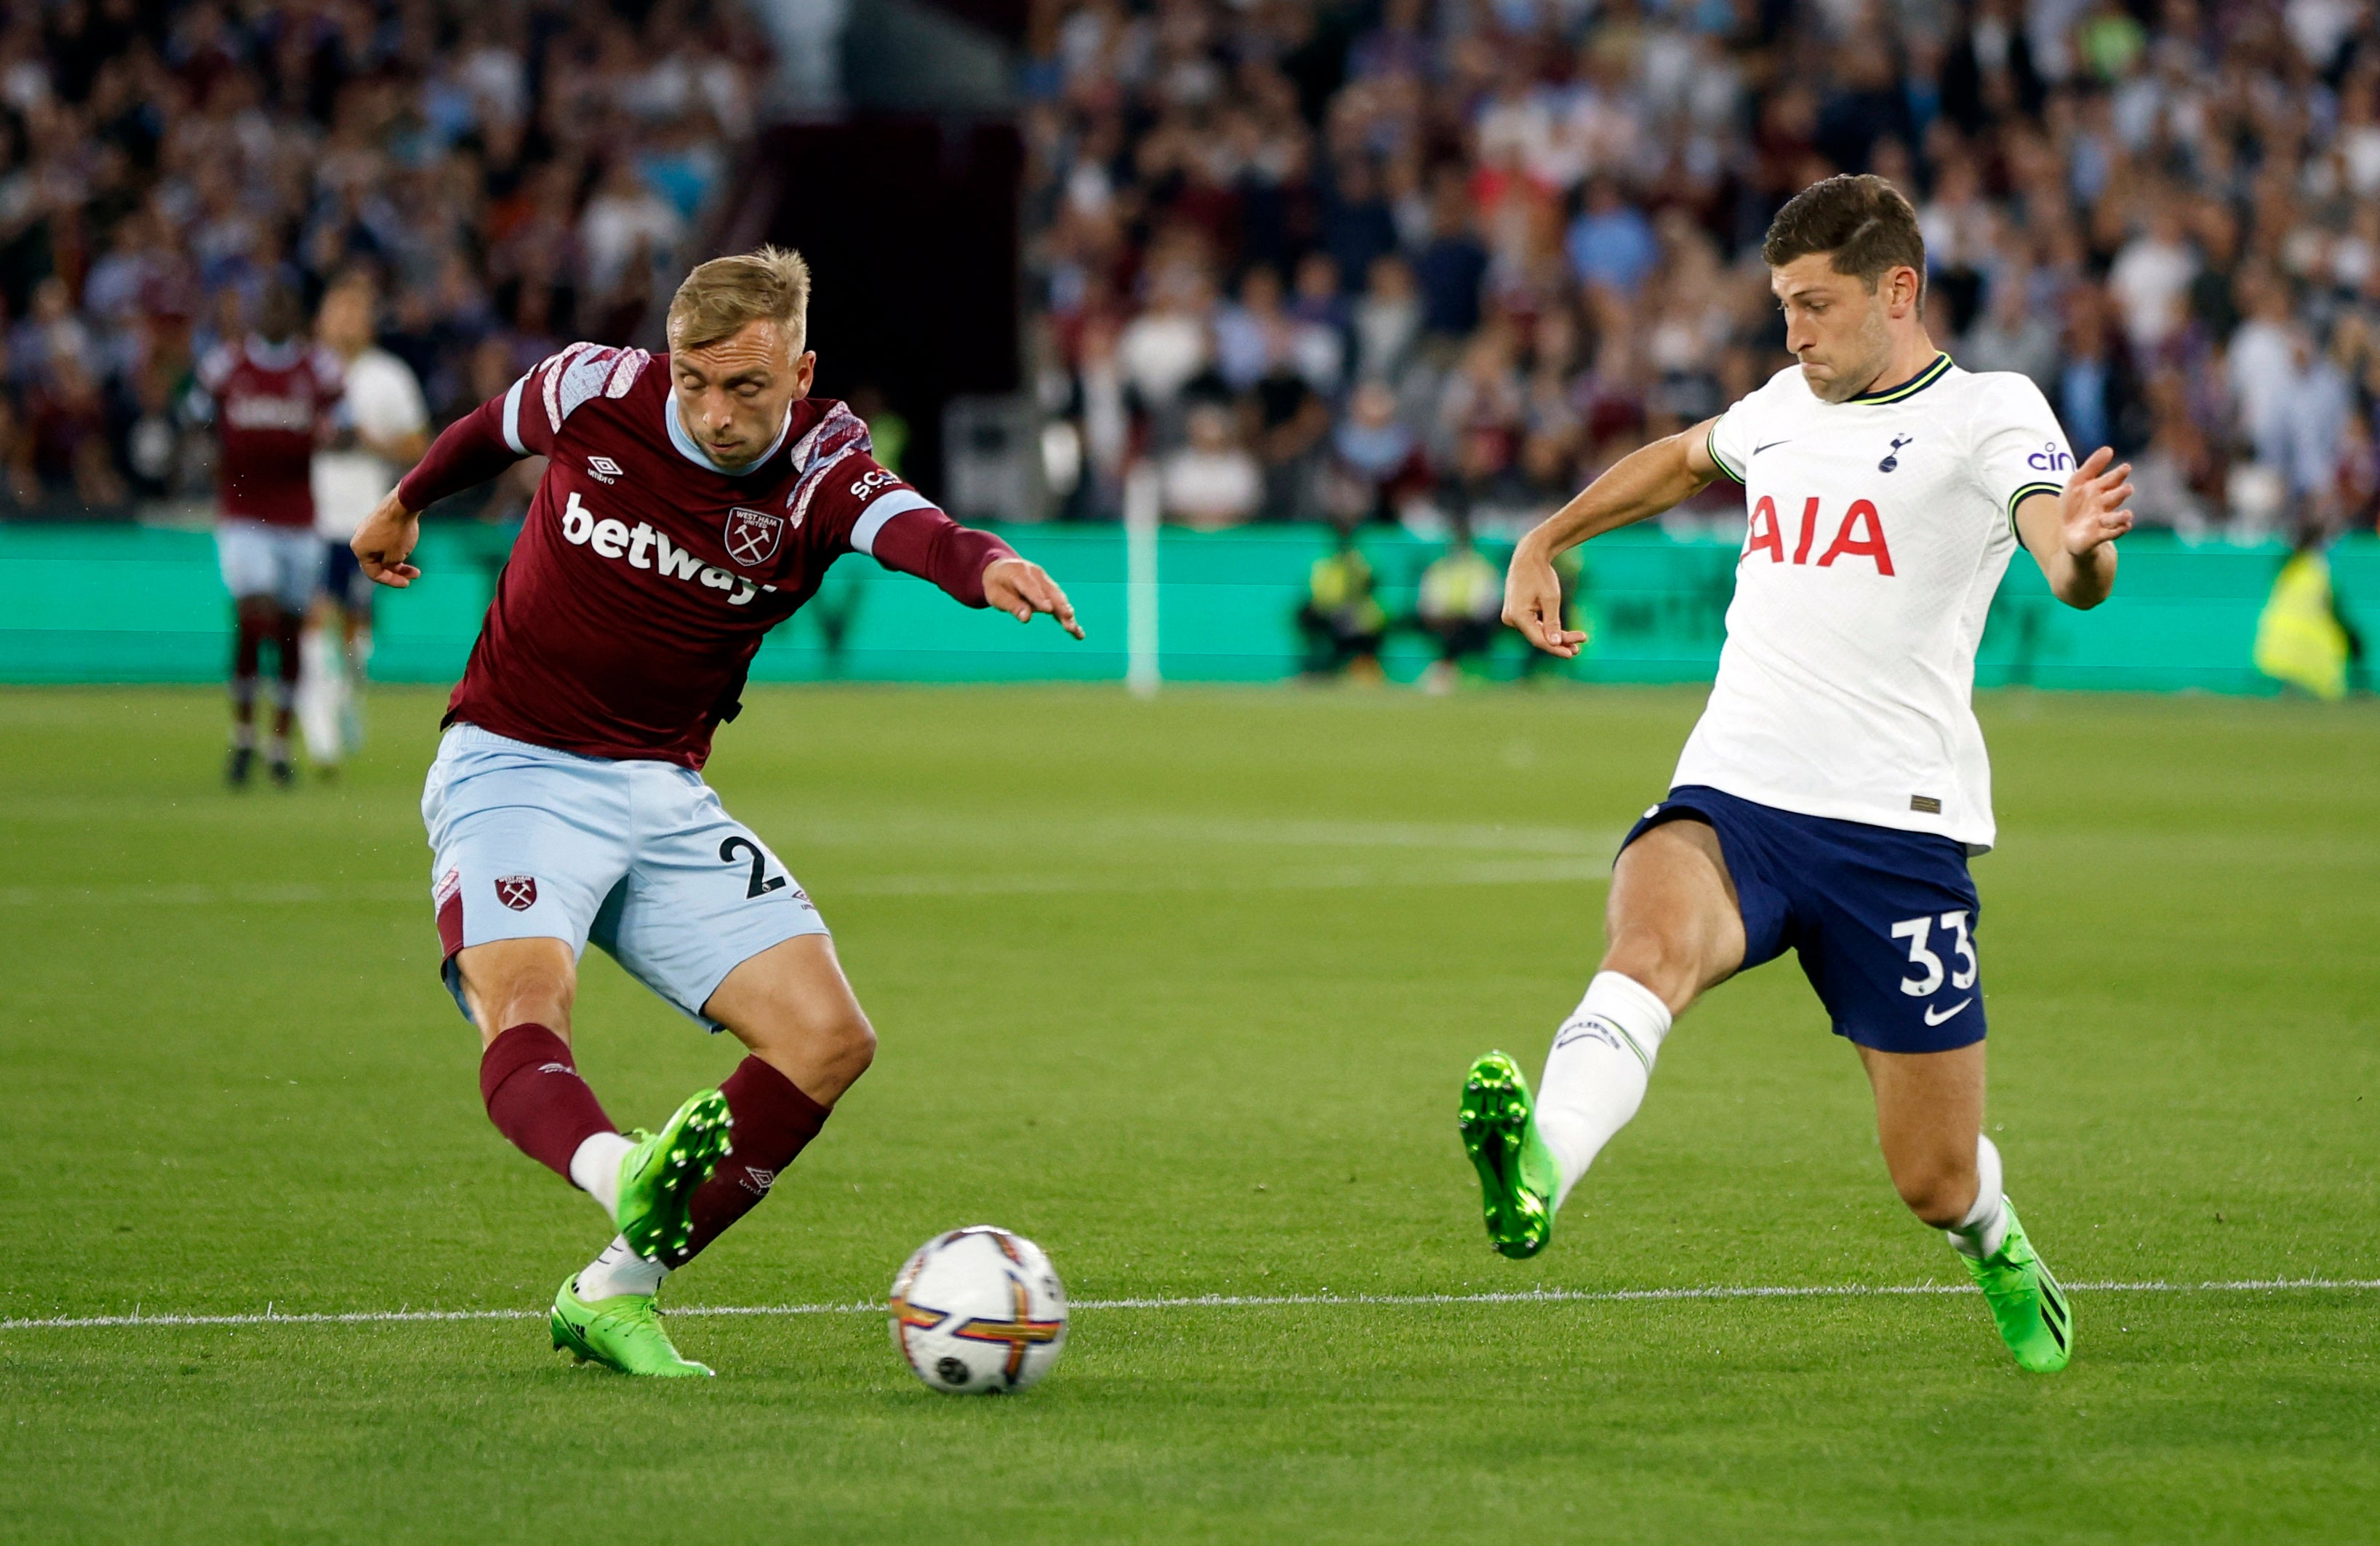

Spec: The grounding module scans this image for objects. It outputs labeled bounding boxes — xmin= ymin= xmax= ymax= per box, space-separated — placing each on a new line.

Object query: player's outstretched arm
xmin=2016 ymin=444 xmax=2130 ymax=610
xmin=354 ymin=382 xmax=542 ymax=588
xmin=352 ymin=488 xmax=422 ymax=588
xmin=984 ymin=557 xmax=1086 ymax=639
xmin=1504 ymin=415 xmax=1722 ymax=657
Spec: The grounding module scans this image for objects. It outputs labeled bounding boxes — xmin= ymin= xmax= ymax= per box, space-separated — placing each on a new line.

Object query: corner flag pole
xmin=1124 ymin=460 xmax=1160 ymax=698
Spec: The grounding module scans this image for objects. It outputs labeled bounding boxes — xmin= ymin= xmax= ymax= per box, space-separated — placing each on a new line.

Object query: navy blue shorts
xmin=1622 ymin=785 xmax=1987 ymax=1054
xmin=321 ymin=538 xmax=376 ymax=614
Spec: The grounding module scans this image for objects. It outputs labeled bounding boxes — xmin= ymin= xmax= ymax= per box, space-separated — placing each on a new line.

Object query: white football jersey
xmin=313 ymin=348 xmax=430 ymax=539
xmin=1681 ymin=353 xmax=2072 ymax=852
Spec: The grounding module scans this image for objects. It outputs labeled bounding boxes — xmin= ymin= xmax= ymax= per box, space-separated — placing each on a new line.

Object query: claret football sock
xmin=478 ymin=1023 xmax=618 ymax=1179
xmin=666 ymin=1056 xmax=830 ymax=1267
xmin=574 ymin=1234 xmax=668 ymax=1301
xmin=1945 ymin=1134 xmax=2011 ymax=1259
xmin=1535 ymin=971 xmax=1673 ymax=1209
xmin=568 ymin=1132 xmax=635 ymax=1217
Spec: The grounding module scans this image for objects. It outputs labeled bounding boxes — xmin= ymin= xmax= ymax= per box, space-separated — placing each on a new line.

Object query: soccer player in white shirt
xmin=302 ymin=274 xmax=430 ymax=769
xmin=1459 ymin=176 xmax=2135 ymax=1374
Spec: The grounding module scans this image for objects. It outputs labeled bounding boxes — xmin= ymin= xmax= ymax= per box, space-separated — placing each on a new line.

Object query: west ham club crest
xmin=724 ymin=506 xmax=785 ymax=567
xmin=494 ymin=875 xmax=538 ymax=911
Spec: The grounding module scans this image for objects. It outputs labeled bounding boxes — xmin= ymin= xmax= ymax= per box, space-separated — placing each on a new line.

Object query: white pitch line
xmin=4 ymin=1277 xmax=2373 ymax=1333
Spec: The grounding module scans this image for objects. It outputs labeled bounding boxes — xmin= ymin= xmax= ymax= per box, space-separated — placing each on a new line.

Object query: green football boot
xmin=550 ymin=1275 xmax=712 ymax=1377
xmin=1964 ymin=1198 xmax=2074 ymax=1373
xmin=614 ymin=1089 xmax=733 ymax=1263
xmin=1459 ymin=1052 xmax=1563 ymax=1259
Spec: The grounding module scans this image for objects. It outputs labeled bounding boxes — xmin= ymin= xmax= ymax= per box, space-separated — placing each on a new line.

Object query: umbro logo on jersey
xmin=1753 ymin=439 xmax=1792 ymax=454
xmin=586 ymin=455 xmax=624 ymax=484
xmin=1878 ymin=434 xmax=1915 ymax=473
xmin=724 ymin=506 xmax=785 ymax=568
xmin=494 ymin=875 xmax=538 ymax=910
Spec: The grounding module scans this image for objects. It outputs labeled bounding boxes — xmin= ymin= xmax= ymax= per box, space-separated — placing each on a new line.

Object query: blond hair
xmin=665 ymin=246 xmax=813 ymax=353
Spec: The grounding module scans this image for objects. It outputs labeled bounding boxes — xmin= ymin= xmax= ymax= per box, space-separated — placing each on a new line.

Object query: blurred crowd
xmin=0 ymin=0 xmax=766 ymax=516
xmin=1022 ymin=0 xmax=2380 ymax=542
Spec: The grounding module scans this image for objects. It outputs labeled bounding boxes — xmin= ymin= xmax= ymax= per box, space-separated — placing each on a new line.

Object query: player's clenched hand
xmin=1504 ymin=542 xmax=1586 ymax=658
xmin=984 ymin=557 xmax=1085 ymax=639
xmin=353 ymin=489 xmax=423 ymax=588
xmin=2059 ymin=444 xmax=2134 ymax=557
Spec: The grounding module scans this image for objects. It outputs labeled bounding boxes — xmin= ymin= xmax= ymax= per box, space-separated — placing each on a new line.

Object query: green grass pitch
xmin=1 ymin=682 xmax=2374 ymax=1543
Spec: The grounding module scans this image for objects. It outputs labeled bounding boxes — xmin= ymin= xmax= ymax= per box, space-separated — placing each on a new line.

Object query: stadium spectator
xmin=1021 ymin=0 xmax=2380 ymax=547
xmin=1161 ymin=400 xmax=1262 ymax=529
xmin=0 ymin=0 xmax=767 ymax=517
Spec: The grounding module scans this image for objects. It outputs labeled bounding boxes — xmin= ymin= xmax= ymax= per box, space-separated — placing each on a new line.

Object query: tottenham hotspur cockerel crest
xmin=724 ymin=506 xmax=785 ymax=567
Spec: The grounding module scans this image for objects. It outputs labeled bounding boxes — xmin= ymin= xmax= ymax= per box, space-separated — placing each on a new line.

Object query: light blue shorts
xmin=215 ymin=518 xmax=320 ymax=613
xmin=422 ymin=724 xmax=828 ymax=1029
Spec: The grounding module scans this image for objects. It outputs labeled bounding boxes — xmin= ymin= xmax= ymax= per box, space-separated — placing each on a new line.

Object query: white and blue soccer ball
xmin=889 ymin=1226 xmax=1068 ymax=1395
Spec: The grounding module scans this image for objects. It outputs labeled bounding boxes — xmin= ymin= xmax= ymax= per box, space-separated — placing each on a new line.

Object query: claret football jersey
xmin=1688 ymin=354 xmax=2074 ymax=852
xmin=428 ymin=342 xmax=958 ymax=767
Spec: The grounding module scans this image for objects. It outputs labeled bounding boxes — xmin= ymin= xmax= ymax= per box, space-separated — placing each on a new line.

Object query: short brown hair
xmin=1762 ymin=175 xmax=1926 ymax=303
xmin=666 ymin=245 xmax=813 ymax=353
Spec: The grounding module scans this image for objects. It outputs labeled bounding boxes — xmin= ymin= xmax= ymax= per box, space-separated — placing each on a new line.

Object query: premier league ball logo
xmin=724 ymin=506 xmax=785 ymax=568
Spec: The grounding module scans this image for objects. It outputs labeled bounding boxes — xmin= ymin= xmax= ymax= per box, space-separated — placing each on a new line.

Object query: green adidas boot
xmin=1459 ymin=1052 xmax=1563 ymax=1259
xmin=614 ymin=1089 xmax=732 ymax=1263
xmin=1965 ymin=1198 xmax=2073 ymax=1373
xmin=550 ymin=1275 xmax=712 ymax=1377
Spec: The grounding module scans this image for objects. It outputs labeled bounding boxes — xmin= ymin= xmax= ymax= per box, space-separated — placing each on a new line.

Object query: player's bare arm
xmin=352 ymin=486 xmax=421 ymax=588
xmin=2015 ymin=444 xmax=2130 ymax=610
xmin=1504 ymin=417 xmax=1722 ymax=657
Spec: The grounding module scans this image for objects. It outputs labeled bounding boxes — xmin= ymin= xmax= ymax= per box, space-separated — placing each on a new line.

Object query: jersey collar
xmin=245 ymin=335 xmax=303 ymax=370
xmin=1848 ymin=351 xmax=1952 ymax=404
xmin=663 ymin=396 xmax=793 ymax=476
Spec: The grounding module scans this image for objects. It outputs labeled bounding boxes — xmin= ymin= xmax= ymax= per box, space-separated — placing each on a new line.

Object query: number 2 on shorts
xmin=719 ymin=835 xmax=788 ymax=900
xmin=1891 ymin=910 xmax=1977 ymax=997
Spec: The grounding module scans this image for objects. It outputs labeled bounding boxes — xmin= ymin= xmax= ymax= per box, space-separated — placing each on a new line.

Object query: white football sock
xmin=1536 ymin=971 xmax=1673 ymax=1209
xmin=568 ymin=1131 xmax=635 ymax=1221
xmin=574 ymin=1235 xmax=668 ymax=1301
xmin=1945 ymin=1134 xmax=2009 ymax=1259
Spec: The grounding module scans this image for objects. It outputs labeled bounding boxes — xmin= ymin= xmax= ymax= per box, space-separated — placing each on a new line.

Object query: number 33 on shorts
xmin=1891 ymin=910 xmax=1979 ymax=1025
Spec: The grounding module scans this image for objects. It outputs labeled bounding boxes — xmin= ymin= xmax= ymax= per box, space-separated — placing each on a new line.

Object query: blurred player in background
xmin=197 ymin=284 xmax=343 ymax=787
xmin=1462 ymin=176 xmax=2136 ymax=1374
xmin=352 ymin=247 xmax=1082 ymax=1378
xmin=302 ymin=273 xmax=428 ymax=773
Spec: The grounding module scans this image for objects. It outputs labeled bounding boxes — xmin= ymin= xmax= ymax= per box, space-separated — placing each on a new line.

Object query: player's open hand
xmin=984 ymin=557 xmax=1085 ymax=639
xmin=353 ymin=489 xmax=423 ymax=588
xmin=2059 ymin=445 xmax=2134 ymax=558
xmin=1504 ymin=542 xmax=1587 ymax=658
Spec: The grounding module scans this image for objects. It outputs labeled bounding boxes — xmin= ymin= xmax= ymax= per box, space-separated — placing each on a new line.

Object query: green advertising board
xmin=1 ymin=519 xmax=2372 ymax=695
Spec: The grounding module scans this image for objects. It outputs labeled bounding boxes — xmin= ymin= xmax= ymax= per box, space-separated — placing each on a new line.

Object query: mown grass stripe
xmin=7 ymin=1277 xmax=2373 ymax=1332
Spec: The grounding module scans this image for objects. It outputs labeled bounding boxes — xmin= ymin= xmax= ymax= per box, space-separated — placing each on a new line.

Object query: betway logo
xmin=225 ymin=395 xmax=316 ymax=430
xmin=558 ymin=491 xmax=774 ymax=606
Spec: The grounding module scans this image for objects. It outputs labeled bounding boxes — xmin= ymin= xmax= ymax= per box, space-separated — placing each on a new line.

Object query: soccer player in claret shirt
xmin=1459 ymin=176 xmax=2135 ymax=1374
xmin=198 ymin=284 xmax=344 ymax=786
xmin=350 ymin=248 xmax=1083 ymax=1377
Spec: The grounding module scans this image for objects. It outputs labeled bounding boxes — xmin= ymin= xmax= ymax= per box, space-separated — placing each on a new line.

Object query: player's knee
xmin=1891 ymin=1162 xmax=1974 ymax=1227
xmin=819 ymin=1002 xmax=876 ymax=1078
xmin=466 ymin=964 xmax=574 ymax=1040
xmin=1596 ymin=928 xmax=1699 ymax=1017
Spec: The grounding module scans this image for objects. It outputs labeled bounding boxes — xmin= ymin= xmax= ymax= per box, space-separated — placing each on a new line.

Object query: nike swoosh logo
xmin=1753 ymin=440 xmax=1791 ymax=454
xmin=1923 ymin=998 xmax=1974 ymax=1026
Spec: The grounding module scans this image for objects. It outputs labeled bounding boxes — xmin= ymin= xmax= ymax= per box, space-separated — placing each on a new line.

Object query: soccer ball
xmin=889 ymin=1226 xmax=1068 ymax=1395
